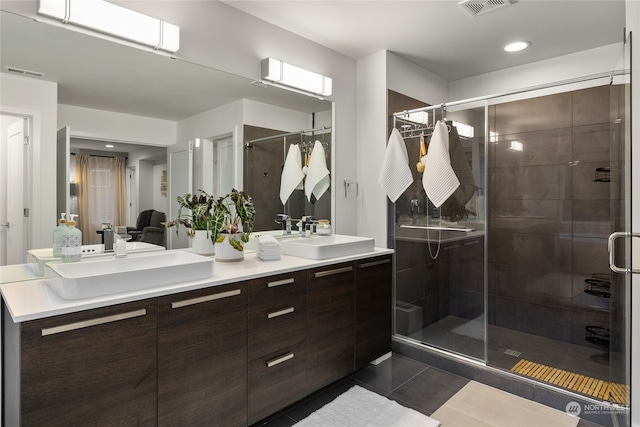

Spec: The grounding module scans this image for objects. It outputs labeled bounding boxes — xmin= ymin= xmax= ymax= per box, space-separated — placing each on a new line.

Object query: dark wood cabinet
xmin=158 ymin=282 xmax=248 ymax=427
xmin=3 ymin=253 xmax=393 ymax=427
xmin=4 ymin=299 xmax=158 ymax=427
xmin=306 ymin=262 xmax=356 ymax=392
xmin=355 ymin=255 xmax=393 ymax=368
xmin=247 ymin=271 xmax=306 ymax=425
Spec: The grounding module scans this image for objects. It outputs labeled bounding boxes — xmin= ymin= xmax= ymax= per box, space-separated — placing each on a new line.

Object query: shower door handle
xmin=607 ymin=231 xmax=640 ymax=274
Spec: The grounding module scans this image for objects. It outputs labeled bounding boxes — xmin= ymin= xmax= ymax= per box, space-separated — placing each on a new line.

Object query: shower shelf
xmin=399 ymin=224 xmax=475 ymax=232
xmin=593 ymin=167 xmax=610 ymax=182
xmin=585 ymin=325 xmax=610 ymax=348
xmin=584 ymin=278 xmax=611 ymax=298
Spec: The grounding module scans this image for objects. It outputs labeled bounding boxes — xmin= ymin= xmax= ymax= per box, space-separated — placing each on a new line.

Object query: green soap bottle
xmin=52 ymin=213 xmax=67 ymax=258
xmin=62 ymin=214 xmax=82 ymax=262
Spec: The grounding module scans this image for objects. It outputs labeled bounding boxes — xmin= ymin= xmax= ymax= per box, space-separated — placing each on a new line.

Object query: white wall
xmin=58 ymin=104 xmax=177 ymax=145
xmin=355 ymin=51 xmax=388 ymax=246
xmin=449 ymin=43 xmax=624 ymax=101
xmin=0 ymin=73 xmax=57 ymax=250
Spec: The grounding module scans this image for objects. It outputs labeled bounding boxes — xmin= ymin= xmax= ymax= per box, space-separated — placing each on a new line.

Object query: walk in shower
xmin=391 ymin=56 xmax=631 ymax=416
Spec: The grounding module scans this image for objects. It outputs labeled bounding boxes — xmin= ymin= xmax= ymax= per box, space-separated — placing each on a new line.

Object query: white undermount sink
xmin=44 ymin=251 xmax=213 ymax=300
xmin=279 ymin=234 xmax=375 ymax=260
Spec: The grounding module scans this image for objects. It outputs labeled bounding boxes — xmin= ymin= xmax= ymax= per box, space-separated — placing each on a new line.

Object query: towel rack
xmin=399 ymin=224 xmax=475 ymax=232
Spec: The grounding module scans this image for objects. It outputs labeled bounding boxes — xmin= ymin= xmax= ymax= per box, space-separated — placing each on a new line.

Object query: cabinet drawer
xmin=248 ymin=342 xmax=306 ymax=425
xmin=248 ymin=270 xmax=306 ymax=310
xmin=248 ymin=299 xmax=306 ymax=360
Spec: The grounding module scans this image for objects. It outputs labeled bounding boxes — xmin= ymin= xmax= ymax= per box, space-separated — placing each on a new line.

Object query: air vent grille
xmin=4 ymin=66 xmax=45 ymax=78
xmin=459 ymin=0 xmax=512 ymax=16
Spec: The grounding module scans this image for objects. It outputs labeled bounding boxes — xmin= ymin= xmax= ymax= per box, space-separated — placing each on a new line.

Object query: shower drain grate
xmin=504 ymin=349 xmax=522 ymax=357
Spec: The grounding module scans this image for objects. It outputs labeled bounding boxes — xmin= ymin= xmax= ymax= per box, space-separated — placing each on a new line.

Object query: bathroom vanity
xmin=1 ymin=246 xmax=393 ymax=426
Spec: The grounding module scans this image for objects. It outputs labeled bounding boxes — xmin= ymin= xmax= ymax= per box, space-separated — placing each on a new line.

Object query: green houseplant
xmin=164 ymin=189 xmax=255 ymax=253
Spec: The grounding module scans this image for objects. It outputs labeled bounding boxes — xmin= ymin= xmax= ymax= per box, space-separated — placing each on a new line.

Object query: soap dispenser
xmin=62 ymin=214 xmax=82 ymax=262
xmin=52 ymin=213 xmax=67 ymax=257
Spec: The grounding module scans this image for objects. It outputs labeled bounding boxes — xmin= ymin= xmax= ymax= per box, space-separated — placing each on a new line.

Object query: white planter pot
xmin=214 ymin=233 xmax=244 ymax=262
xmin=191 ymin=230 xmax=215 ymax=256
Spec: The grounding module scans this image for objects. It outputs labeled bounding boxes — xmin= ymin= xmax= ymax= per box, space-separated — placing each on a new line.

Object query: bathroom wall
xmin=487 ymin=85 xmax=615 ymax=349
xmin=0 ymin=73 xmax=57 ymax=250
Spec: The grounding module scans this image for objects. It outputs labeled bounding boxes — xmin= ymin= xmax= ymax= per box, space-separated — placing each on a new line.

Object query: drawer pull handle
xmin=267 ymin=307 xmax=295 ymax=319
xmin=171 ymin=289 xmax=241 ymax=309
xmin=267 ymin=278 xmax=295 ymax=288
xmin=360 ymin=259 xmax=391 ymax=269
xmin=41 ymin=309 xmax=147 ymax=336
xmin=266 ymin=352 xmax=294 ymax=368
xmin=314 ymin=266 xmax=353 ymax=278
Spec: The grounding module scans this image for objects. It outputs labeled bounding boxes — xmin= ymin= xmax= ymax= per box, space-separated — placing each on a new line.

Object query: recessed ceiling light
xmin=105 ymin=144 xmax=114 ymax=148
xmin=504 ymin=41 xmax=531 ymax=52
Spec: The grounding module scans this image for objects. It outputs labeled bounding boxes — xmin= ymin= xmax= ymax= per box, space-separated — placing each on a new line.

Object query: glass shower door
xmin=393 ymin=101 xmax=487 ymax=362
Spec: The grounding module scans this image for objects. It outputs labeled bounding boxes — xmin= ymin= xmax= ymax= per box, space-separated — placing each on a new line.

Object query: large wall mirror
xmin=0 ymin=9 xmax=333 ymax=262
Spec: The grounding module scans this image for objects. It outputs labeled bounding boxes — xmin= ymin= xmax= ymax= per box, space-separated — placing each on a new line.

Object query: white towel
xmin=422 ymin=120 xmax=460 ymax=208
xmin=258 ymin=235 xmax=281 ymax=248
xmin=378 ymin=128 xmax=414 ymax=202
xmin=305 ymin=141 xmax=330 ymax=202
xmin=280 ymin=144 xmax=305 ymax=205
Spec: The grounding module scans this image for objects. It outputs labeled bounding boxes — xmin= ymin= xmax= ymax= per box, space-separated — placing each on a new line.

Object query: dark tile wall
xmin=244 ymin=125 xmax=332 ymax=231
xmin=487 ymin=85 xmax=615 ymax=350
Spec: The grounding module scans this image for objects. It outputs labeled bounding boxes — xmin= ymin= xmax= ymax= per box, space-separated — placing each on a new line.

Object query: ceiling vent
xmin=459 ymin=0 xmax=512 ymax=17
xmin=4 ymin=66 xmax=45 ymax=78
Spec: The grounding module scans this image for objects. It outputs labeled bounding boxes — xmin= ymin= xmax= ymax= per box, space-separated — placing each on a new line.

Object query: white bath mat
xmin=294 ymin=385 xmax=441 ymax=427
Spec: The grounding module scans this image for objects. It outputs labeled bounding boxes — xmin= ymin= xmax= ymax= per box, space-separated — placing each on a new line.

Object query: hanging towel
xmin=422 ymin=120 xmax=460 ymax=208
xmin=305 ymin=140 xmax=330 ymax=202
xmin=448 ymin=124 xmax=476 ymax=206
xmin=378 ymin=128 xmax=414 ymax=202
xmin=280 ymin=144 xmax=305 ymax=205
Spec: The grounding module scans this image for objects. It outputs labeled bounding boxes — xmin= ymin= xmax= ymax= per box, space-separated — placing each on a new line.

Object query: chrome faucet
xmin=275 ymin=214 xmax=292 ymax=235
xmin=102 ymin=223 xmax=115 ymax=252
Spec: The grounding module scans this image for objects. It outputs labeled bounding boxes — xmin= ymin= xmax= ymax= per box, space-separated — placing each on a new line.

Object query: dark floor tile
xmin=389 ymin=366 xmax=469 ymax=414
xmin=577 ymin=418 xmax=608 ymax=427
xmin=352 ymin=354 xmax=428 ymax=394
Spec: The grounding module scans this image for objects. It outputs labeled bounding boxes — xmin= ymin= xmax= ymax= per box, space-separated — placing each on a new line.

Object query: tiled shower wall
xmin=488 ymin=85 xmax=617 ymax=349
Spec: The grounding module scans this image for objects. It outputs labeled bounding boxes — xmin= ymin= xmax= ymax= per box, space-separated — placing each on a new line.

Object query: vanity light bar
xmin=261 ymin=58 xmax=332 ymax=97
xmin=37 ymin=0 xmax=180 ymax=53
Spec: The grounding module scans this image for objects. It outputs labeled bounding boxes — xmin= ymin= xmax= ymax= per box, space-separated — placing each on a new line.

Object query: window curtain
xmin=74 ymin=154 xmax=127 ymax=244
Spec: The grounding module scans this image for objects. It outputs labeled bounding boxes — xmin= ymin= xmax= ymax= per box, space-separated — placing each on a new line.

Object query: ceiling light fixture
xmin=261 ymin=58 xmax=332 ymax=97
xmin=105 ymin=144 xmax=114 ymax=148
xmin=37 ymin=0 xmax=180 ymax=53
xmin=504 ymin=41 xmax=531 ymax=53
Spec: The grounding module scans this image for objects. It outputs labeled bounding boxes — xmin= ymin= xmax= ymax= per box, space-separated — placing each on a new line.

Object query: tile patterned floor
xmin=252 ymin=354 xmax=606 ymax=427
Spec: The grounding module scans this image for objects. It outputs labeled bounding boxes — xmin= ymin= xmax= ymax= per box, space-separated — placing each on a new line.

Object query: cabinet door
xmin=18 ymin=299 xmax=158 ymax=427
xmin=355 ymin=255 xmax=393 ymax=368
xmin=306 ymin=262 xmax=355 ymax=392
xmin=158 ymin=283 xmax=247 ymax=427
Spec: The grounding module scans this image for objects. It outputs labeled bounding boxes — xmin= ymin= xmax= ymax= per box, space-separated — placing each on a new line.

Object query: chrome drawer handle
xmin=171 ymin=289 xmax=241 ymax=309
xmin=266 ymin=352 xmax=294 ymax=368
xmin=360 ymin=259 xmax=391 ymax=269
xmin=267 ymin=307 xmax=294 ymax=319
xmin=314 ymin=266 xmax=353 ymax=278
xmin=267 ymin=278 xmax=295 ymax=288
xmin=42 ymin=309 xmax=147 ymax=336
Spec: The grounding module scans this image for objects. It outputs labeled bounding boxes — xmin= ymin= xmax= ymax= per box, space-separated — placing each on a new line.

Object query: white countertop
xmin=1 ymin=248 xmax=393 ymax=323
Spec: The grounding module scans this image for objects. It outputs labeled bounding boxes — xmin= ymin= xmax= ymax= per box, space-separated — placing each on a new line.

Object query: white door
xmin=127 ymin=167 xmax=137 ymax=227
xmin=167 ymin=140 xmax=193 ymax=249
xmin=217 ymin=136 xmax=234 ymax=197
xmin=56 ymin=126 xmax=71 ymax=218
xmin=4 ymin=118 xmax=26 ymax=265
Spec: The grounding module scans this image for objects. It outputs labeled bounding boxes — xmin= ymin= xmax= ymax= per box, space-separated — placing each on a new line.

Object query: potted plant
xmin=165 ymin=189 xmax=256 ymax=259
xmin=209 ymin=189 xmax=255 ymax=261
xmin=164 ymin=190 xmax=217 ymax=254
